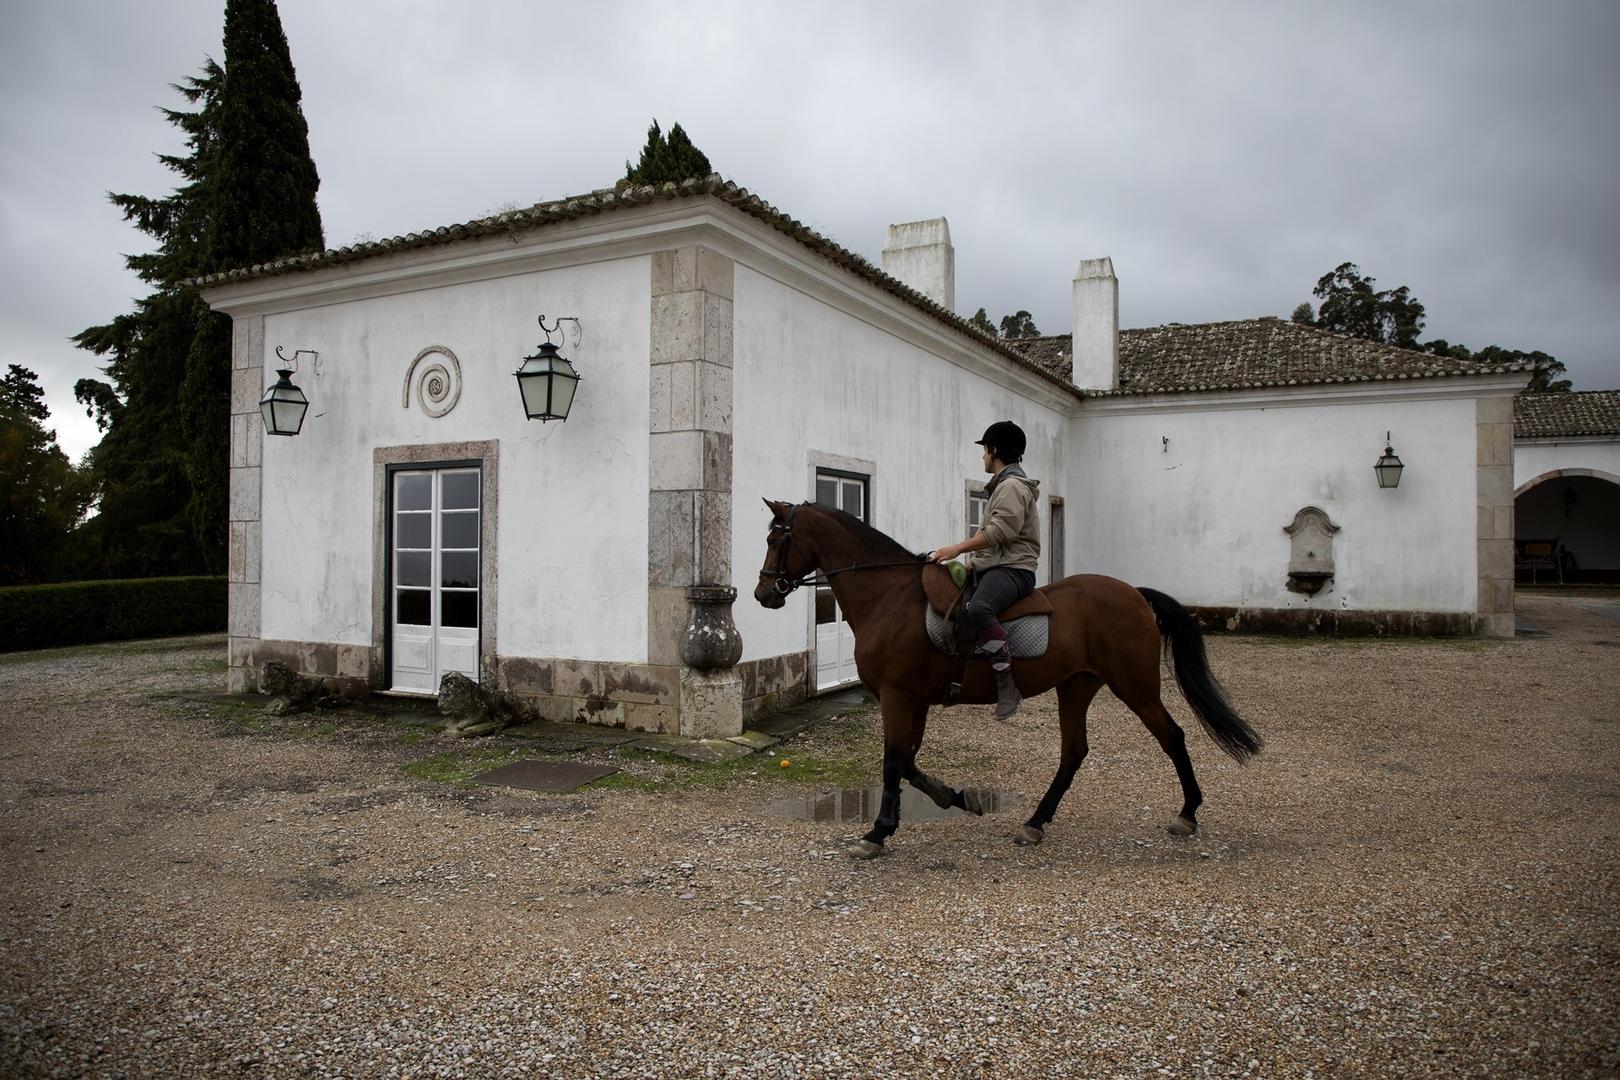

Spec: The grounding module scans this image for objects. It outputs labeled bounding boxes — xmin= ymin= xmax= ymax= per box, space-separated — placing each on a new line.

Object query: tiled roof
xmin=187 ymin=175 xmax=1078 ymax=398
xmin=1514 ymin=390 xmax=1620 ymax=438
xmin=1010 ymin=318 xmax=1542 ymax=395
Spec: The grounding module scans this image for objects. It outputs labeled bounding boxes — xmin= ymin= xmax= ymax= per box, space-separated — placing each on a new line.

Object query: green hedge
xmin=0 ymin=576 xmax=227 ymax=653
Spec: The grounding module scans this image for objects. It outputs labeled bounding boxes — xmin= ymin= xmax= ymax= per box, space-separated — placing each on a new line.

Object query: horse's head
xmin=753 ymin=499 xmax=819 ymax=609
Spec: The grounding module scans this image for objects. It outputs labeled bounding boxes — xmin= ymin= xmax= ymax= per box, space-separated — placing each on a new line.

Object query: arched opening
xmin=1514 ymin=469 xmax=1620 ymax=583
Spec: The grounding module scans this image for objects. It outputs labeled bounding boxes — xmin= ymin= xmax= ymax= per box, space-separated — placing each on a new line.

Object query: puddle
xmin=769 ymin=786 xmax=1018 ymax=822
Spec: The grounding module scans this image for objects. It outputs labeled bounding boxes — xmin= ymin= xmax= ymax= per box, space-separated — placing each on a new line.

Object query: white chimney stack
xmin=1071 ymin=257 xmax=1119 ymax=391
xmin=881 ymin=218 xmax=954 ymax=312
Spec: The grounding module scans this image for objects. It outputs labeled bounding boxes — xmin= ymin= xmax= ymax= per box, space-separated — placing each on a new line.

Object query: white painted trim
xmin=200 ymin=197 xmax=1082 ymax=415
xmin=1080 ymin=373 xmax=1532 ymax=416
xmin=1515 ymin=434 xmax=1620 ymax=447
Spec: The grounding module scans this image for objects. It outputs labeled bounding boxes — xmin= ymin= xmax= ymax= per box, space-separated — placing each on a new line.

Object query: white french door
xmin=390 ymin=467 xmax=481 ymax=694
xmin=814 ymin=469 xmax=868 ymax=692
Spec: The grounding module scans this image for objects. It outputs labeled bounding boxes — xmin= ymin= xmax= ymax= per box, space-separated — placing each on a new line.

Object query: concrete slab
xmin=628 ymin=734 xmax=752 ymax=764
xmin=472 ymin=760 xmax=617 ymax=793
xmin=753 ymin=687 xmax=876 ymax=740
xmin=726 ymin=730 xmax=780 ymax=751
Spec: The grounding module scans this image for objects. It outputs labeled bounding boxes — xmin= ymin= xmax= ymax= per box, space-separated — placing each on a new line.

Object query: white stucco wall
xmin=1070 ymin=394 xmax=1482 ymax=612
xmin=1514 ymin=438 xmax=1620 ymax=489
xmin=730 ymin=265 xmax=1071 ymax=662
xmin=257 ymin=256 xmax=651 ymax=661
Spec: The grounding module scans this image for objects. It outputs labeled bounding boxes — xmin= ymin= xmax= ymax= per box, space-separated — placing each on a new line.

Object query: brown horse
xmin=752 ymin=499 xmax=1262 ymax=859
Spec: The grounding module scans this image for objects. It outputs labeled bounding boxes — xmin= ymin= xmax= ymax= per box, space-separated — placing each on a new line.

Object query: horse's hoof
xmin=960 ymin=789 xmax=990 ymax=817
xmin=1013 ymin=825 xmax=1044 ymax=846
xmin=1168 ymin=816 xmax=1198 ymax=837
xmin=846 ymin=839 xmax=885 ymax=860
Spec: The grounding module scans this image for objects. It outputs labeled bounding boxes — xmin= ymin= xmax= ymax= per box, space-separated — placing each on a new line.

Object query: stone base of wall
xmin=229 ymin=641 xmax=815 ymax=735
xmin=230 ymin=637 xmax=374 ymax=696
xmin=1187 ymin=606 xmax=1503 ymax=638
xmin=737 ymin=652 xmax=811 ymax=722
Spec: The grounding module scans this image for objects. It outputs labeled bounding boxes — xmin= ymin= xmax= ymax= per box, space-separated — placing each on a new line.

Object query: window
xmin=814 ymin=468 xmax=869 ymax=626
xmin=965 ymin=481 xmax=987 ymax=538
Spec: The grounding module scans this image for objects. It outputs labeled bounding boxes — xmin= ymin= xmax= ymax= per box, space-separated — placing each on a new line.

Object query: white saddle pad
xmin=924 ymin=604 xmax=1050 ymax=659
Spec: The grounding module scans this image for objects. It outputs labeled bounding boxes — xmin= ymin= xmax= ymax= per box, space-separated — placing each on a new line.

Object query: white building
xmin=1511 ymin=391 xmax=1620 ymax=581
xmin=197 ymin=176 xmax=1542 ymax=737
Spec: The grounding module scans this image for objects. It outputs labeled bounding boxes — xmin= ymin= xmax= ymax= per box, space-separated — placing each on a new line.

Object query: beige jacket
xmin=967 ymin=464 xmax=1041 ymax=573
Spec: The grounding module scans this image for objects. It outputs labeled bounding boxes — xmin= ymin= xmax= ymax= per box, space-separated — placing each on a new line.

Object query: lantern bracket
xmin=536 ymin=316 xmax=581 ymax=349
xmin=274 ymin=346 xmax=318 ymax=374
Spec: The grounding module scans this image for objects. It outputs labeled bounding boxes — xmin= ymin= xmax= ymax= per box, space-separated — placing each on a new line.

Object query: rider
xmin=930 ymin=420 xmax=1041 ymax=719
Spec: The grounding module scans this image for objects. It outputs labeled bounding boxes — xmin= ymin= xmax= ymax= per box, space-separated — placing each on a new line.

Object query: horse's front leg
xmin=848 ymin=693 xmax=925 ymax=859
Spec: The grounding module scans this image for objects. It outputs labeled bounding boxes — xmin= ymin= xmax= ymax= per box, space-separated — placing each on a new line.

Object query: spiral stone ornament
xmin=402 ymin=346 xmax=463 ymax=418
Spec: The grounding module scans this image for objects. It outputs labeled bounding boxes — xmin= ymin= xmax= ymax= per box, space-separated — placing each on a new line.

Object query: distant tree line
xmin=1292 ymin=262 xmax=1571 ymax=393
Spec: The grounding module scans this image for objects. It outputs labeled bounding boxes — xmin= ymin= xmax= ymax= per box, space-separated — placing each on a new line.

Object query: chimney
xmin=881 ymin=218 xmax=954 ymax=312
xmin=1071 ymin=257 xmax=1118 ymax=390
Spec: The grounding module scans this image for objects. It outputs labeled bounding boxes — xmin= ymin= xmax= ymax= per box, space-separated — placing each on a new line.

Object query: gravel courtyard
xmin=2 ymin=591 xmax=1616 ymax=1078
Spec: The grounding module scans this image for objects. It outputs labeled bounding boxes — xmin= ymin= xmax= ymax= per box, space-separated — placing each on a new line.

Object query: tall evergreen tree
xmin=75 ymin=63 xmax=225 ymax=578
xmin=74 ymin=0 xmax=325 ymax=577
xmin=624 ymin=120 xmax=713 ymax=185
xmin=181 ymin=0 xmax=324 ymax=567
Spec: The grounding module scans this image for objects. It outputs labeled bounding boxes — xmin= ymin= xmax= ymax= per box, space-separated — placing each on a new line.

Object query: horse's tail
xmin=1137 ymin=587 xmax=1263 ymax=763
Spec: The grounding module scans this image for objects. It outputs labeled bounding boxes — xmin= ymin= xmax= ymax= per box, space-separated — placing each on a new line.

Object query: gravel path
xmin=2 ymin=592 xmax=1617 ymax=1078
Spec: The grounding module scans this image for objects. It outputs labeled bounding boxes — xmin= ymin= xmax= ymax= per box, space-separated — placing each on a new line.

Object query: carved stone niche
xmin=1284 ymin=506 xmax=1340 ymax=596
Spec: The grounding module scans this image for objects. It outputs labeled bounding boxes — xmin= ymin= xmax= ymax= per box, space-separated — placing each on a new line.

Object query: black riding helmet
xmin=975 ymin=420 xmax=1026 ymax=463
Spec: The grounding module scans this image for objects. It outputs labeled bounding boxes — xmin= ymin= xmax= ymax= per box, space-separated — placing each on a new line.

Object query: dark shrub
xmin=0 ymin=576 xmax=226 ymax=652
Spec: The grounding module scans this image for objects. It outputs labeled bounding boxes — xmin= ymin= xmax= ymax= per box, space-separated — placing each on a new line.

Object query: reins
xmin=760 ymin=504 xmax=929 ymax=596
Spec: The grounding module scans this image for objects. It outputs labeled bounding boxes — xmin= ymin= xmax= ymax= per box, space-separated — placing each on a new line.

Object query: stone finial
xmin=881 ymin=218 xmax=955 ymax=312
xmin=1072 ymin=257 xmax=1119 ymax=391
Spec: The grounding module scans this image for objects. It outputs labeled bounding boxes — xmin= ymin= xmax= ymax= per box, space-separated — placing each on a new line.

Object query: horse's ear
xmin=763 ymin=498 xmax=788 ymax=519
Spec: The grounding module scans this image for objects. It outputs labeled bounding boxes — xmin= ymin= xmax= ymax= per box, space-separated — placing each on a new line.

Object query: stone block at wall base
xmin=680 ymin=669 xmax=744 ymax=739
xmin=227 ymin=666 xmax=256 ymax=694
xmin=1188 ymin=605 xmax=1481 ymax=637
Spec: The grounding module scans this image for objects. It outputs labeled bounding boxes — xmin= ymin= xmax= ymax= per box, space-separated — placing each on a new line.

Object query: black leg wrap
xmin=909 ymin=771 xmax=957 ymax=810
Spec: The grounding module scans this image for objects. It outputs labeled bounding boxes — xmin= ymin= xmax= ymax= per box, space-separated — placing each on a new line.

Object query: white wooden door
xmin=814 ymin=470 xmax=868 ymax=692
xmin=390 ymin=468 xmax=481 ymax=694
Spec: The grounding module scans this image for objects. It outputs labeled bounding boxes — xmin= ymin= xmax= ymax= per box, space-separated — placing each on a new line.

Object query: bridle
xmin=759 ymin=504 xmax=928 ymax=596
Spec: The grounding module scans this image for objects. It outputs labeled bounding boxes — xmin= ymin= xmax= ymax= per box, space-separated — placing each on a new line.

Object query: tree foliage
xmin=1296 ymin=262 xmax=1570 ymax=391
xmin=968 ymin=308 xmax=997 ymax=336
xmin=73 ymin=0 xmax=325 ymax=578
xmin=1309 ymin=262 xmax=1426 ymax=348
xmin=624 ymin=120 xmax=713 ymax=185
xmin=0 ymin=367 xmax=93 ymax=584
xmin=998 ymin=310 xmax=1040 ymax=339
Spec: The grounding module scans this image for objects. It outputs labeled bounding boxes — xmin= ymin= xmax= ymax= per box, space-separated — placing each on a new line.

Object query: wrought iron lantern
xmin=1374 ymin=432 xmax=1404 ymax=489
xmin=514 ymin=316 xmax=581 ymax=422
xmin=260 ymin=348 xmax=313 ymax=436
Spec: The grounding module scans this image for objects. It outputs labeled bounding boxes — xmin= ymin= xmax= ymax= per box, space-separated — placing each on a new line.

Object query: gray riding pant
xmin=964 ymin=567 xmax=1037 ymax=635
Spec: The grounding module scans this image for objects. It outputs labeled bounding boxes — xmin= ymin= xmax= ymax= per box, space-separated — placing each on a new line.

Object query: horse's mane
xmin=803 ymin=503 xmax=919 ymax=562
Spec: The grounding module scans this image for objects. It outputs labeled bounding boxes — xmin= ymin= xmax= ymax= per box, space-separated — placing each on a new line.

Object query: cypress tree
xmin=74 ymin=0 xmax=325 ymax=577
xmin=624 ymin=120 xmax=713 ymax=185
xmin=183 ymin=0 xmax=324 ymax=567
xmin=74 ymin=64 xmax=225 ymax=577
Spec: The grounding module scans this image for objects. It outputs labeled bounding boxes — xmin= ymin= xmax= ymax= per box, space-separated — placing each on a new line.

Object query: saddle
xmin=921 ymin=562 xmax=1054 ymax=622
xmin=921 ymin=562 xmax=1054 ymax=700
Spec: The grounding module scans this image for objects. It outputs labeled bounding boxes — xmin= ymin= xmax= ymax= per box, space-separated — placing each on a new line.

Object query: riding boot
xmin=992 ymin=662 xmax=1021 ymax=720
xmin=978 ymin=637 xmax=1021 ymax=719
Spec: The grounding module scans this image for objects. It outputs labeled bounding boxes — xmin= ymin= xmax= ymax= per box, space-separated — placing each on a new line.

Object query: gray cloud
xmin=4 ymin=0 xmax=1617 ymax=462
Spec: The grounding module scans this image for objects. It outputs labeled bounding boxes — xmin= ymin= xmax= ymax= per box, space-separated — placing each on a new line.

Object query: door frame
xmin=372 ymin=441 xmax=499 ymax=690
xmin=806 ymin=451 xmax=876 ymax=694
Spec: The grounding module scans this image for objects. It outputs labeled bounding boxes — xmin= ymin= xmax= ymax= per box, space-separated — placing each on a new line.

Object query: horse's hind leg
xmin=1119 ymin=688 xmax=1204 ymax=837
xmin=1015 ymin=673 xmax=1100 ymax=846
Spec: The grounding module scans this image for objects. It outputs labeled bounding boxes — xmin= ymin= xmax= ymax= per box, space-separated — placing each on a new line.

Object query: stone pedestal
xmin=679 ymin=668 xmax=744 ymax=739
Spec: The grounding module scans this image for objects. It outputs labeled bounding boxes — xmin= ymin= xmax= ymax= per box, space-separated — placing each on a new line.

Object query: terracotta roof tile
xmin=1010 ymin=318 xmax=1541 ymax=394
xmin=187 ymin=175 xmax=1077 ymax=398
xmin=1514 ymin=390 xmax=1620 ymax=438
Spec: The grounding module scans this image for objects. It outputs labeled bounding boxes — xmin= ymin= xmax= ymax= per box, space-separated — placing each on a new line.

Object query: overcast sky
xmin=3 ymin=0 xmax=1617 ymax=461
